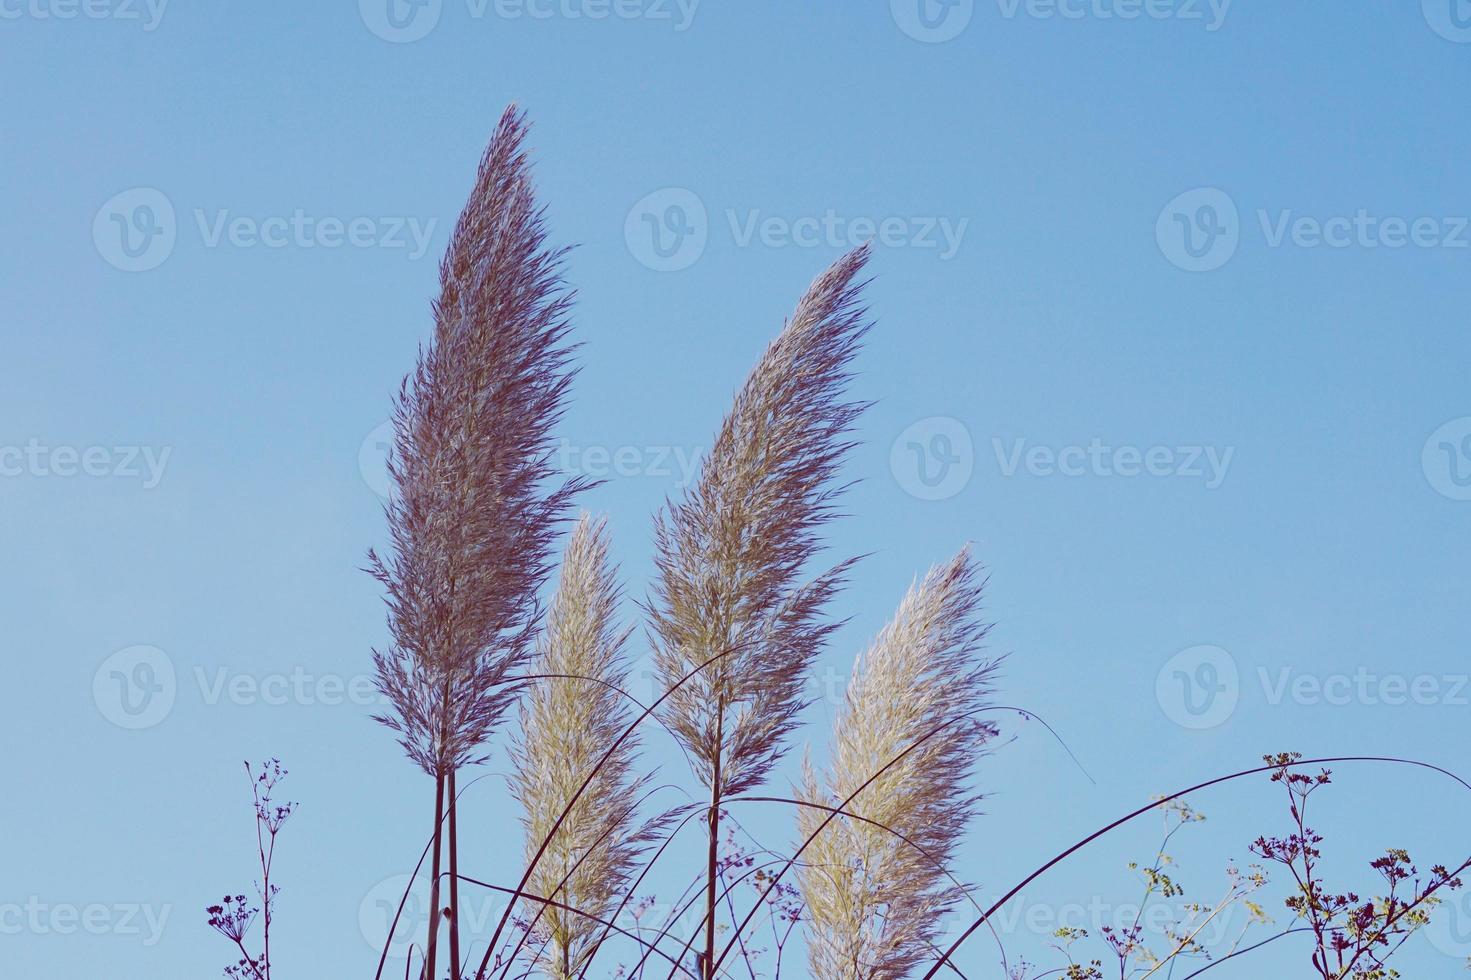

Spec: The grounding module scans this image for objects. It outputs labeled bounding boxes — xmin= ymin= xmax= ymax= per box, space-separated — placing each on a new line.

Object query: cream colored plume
xmin=798 ymin=546 xmax=1000 ymax=980
xmin=510 ymin=514 xmax=652 ymax=980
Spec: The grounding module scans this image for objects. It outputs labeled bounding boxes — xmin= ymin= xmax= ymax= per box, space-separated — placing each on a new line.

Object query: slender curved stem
xmin=472 ymin=644 xmax=747 ymax=980
xmin=571 ymin=807 xmax=708 ymax=980
xmin=491 ymin=785 xmax=685 ymax=977
xmin=709 ymin=705 xmax=1035 ymax=978
xmin=454 ymin=873 xmax=701 ymax=979
xmin=919 ymin=755 xmax=1471 ymax=980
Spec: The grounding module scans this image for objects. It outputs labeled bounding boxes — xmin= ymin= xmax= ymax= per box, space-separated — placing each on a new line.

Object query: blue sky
xmin=3 ymin=2 xmax=1471 ymax=978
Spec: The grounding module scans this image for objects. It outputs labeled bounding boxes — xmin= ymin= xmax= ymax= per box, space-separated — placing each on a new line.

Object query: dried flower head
xmin=648 ymin=245 xmax=872 ymax=799
xmin=368 ymin=105 xmax=587 ymax=777
xmin=798 ymin=546 xmax=1000 ymax=980
xmin=511 ymin=514 xmax=656 ymax=980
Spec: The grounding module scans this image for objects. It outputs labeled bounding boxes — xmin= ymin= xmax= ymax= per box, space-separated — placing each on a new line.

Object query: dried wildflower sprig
xmin=510 ymin=514 xmax=661 ymax=980
xmin=1249 ymin=753 xmax=1469 ymax=980
xmin=648 ymin=245 xmax=872 ymax=977
xmin=1014 ymin=801 xmax=1269 ymax=980
xmin=922 ymin=754 xmax=1471 ymax=980
xmin=205 ymin=760 xmax=296 ymax=980
xmin=797 ymin=546 xmax=1000 ymax=980
xmin=367 ymin=104 xmax=586 ymax=980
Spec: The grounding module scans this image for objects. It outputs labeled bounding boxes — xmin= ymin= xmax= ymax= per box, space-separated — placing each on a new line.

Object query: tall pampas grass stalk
xmin=797 ymin=546 xmax=1000 ymax=980
xmin=509 ymin=513 xmax=655 ymax=980
xmin=368 ymin=104 xmax=585 ymax=980
xmin=647 ymin=245 xmax=873 ymax=979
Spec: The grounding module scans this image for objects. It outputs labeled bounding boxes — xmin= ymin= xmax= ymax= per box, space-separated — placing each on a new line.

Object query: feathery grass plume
xmin=367 ymin=105 xmax=585 ymax=980
xmin=647 ymin=244 xmax=872 ymax=977
xmin=797 ymin=546 xmax=1000 ymax=980
xmin=509 ymin=513 xmax=655 ymax=980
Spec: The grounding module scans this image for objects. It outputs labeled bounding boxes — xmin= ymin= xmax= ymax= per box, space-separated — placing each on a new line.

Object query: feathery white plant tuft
xmin=648 ymin=244 xmax=871 ymax=800
xmin=797 ymin=546 xmax=999 ymax=980
xmin=511 ymin=513 xmax=653 ymax=980
xmin=648 ymin=245 xmax=872 ymax=978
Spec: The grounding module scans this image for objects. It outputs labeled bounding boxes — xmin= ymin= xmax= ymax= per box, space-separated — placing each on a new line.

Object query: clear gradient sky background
xmin=3 ymin=2 xmax=1471 ymax=977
